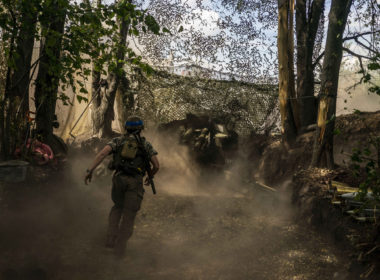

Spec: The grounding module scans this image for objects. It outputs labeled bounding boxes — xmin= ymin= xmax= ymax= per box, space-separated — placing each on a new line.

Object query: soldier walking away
xmin=84 ymin=116 xmax=159 ymax=257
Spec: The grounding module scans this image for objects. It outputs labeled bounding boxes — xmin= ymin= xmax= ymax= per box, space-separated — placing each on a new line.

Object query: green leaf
xmin=333 ymin=129 xmax=341 ymax=135
xmin=178 ymin=26 xmax=184 ymax=33
xmin=363 ymin=147 xmax=371 ymax=156
xmin=144 ymin=14 xmax=160 ymax=35
xmin=162 ymin=27 xmax=171 ymax=34
xmin=369 ymin=85 xmax=380 ymax=96
xmin=363 ymin=73 xmax=371 ymax=83
xmin=368 ymin=62 xmax=380 ymax=71
xmin=76 ymin=95 xmax=83 ymax=103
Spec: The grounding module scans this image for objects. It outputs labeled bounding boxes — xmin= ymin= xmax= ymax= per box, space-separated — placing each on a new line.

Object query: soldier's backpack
xmin=109 ymin=135 xmax=147 ymax=175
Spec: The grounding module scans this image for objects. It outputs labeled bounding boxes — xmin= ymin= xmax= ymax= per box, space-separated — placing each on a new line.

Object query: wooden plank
xmin=331 ymin=180 xmax=358 ymax=193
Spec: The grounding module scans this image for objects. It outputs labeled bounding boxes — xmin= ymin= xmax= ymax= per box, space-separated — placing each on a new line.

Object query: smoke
xmin=0 ymin=130 xmax=350 ymax=280
xmin=144 ymin=130 xmax=202 ymax=196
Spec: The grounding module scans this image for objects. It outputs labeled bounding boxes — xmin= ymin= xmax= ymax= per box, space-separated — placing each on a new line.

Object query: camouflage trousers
xmin=106 ymin=172 xmax=144 ymax=256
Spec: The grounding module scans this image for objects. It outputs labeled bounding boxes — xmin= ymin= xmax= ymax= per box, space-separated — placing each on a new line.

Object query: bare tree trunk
xmin=34 ymin=0 xmax=68 ymax=148
xmin=296 ymin=0 xmax=325 ymax=129
xmin=87 ymin=0 xmax=103 ymax=135
xmin=0 ymin=2 xmax=39 ymax=159
xmin=92 ymin=1 xmax=129 ymax=138
xmin=1 ymin=29 xmax=16 ymax=159
xmin=278 ymin=0 xmax=298 ymax=146
xmin=10 ymin=1 xmax=38 ymax=119
xmin=311 ymin=0 xmax=353 ymax=168
xmin=288 ymin=0 xmax=300 ymax=130
xmin=7 ymin=1 xmax=39 ymax=154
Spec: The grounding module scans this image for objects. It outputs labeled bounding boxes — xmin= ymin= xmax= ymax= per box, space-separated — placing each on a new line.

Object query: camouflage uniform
xmin=106 ymin=134 xmax=157 ymax=255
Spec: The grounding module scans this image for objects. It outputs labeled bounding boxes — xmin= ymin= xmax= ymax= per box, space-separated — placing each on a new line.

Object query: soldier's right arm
xmin=150 ymin=155 xmax=159 ymax=176
xmin=84 ymin=145 xmax=112 ymax=185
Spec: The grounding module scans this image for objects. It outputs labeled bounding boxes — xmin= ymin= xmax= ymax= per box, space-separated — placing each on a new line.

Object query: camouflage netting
xmin=127 ymin=68 xmax=279 ymax=135
xmin=55 ymin=67 xmax=279 ymax=142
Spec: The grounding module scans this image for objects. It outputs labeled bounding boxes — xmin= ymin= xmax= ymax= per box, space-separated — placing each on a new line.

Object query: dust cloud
xmin=337 ymin=73 xmax=380 ymax=115
xmin=145 ymin=130 xmax=201 ymax=197
xmin=0 ymin=131 xmax=353 ymax=280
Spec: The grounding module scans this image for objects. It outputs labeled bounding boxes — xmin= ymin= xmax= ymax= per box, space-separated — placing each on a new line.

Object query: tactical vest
xmin=110 ymin=136 xmax=147 ymax=175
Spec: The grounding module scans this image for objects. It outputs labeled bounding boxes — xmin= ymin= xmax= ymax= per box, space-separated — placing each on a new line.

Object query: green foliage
xmin=162 ymin=27 xmax=171 ymax=34
xmin=349 ymin=120 xmax=380 ymax=201
xmin=351 ymin=144 xmax=380 ymax=201
xmin=333 ymin=128 xmax=341 ymax=135
xmin=143 ymin=15 xmax=160 ymax=35
xmin=348 ymin=47 xmax=380 ymax=201
xmin=354 ymin=53 xmax=380 ymax=96
xmin=368 ymin=62 xmax=380 ymax=71
xmin=368 ymin=85 xmax=380 ymax=95
xmin=76 ymin=95 xmax=88 ymax=104
xmin=0 ymin=0 xmax=162 ymax=105
xmin=367 ymin=54 xmax=380 ymax=96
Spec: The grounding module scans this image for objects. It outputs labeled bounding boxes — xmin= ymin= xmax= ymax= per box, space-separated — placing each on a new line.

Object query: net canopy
xmin=129 ymin=67 xmax=279 ymax=135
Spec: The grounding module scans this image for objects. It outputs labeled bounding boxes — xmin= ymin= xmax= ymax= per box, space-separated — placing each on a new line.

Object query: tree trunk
xmin=92 ymin=2 xmax=129 ymax=138
xmin=310 ymin=0 xmax=352 ymax=168
xmin=88 ymin=0 xmax=103 ymax=136
xmin=1 ymin=29 xmax=16 ymax=159
xmin=296 ymin=0 xmax=325 ymax=129
xmin=34 ymin=0 xmax=68 ymax=147
xmin=1 ymin=1 xmax=39 ymax=159
xmin=278 ymin=0 xmax=298 ymax=146
xmin=115 ymin=74 xmax=131 ymax=131
xmin=10 ymin=1 xmax=38 ymax=119
xmin=287 ymin=0 xmax=300 ymax=130
xmin=8 ymin=1 xmax=39 ymax=153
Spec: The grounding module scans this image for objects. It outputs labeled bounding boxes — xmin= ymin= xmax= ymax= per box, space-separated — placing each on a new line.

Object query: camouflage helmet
xmin=125 ymin=115 xmax=144 ymax=131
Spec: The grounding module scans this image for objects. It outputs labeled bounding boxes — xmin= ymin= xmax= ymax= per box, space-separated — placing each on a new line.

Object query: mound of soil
xmin=251 ymin=111 xmax=380 ymax=278
xmin=292 ymin=168 xmax=380 ymax=280
xmin=252 ymin=110 xmax=380 ymax=186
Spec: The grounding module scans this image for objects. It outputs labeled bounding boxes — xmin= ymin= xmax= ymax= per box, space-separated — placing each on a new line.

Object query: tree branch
xmin=312 ymin=51 xmax=324 ymax=69
xmin=343 ymin=47 xmax=372 ymax=60
xmin=8 ymin=54 xmax=45 ymax=91
xmin=343 ymin=30 xmax=380 ymax=41
xmin=343 ymin=47 xmax=366 ymax=75
xmin=354 ymin=38 xmax=378 ymax=54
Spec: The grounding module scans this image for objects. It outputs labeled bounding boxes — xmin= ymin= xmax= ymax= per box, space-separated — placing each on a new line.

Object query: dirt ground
xmin=0 ymin=162 xmax=356 ymax=280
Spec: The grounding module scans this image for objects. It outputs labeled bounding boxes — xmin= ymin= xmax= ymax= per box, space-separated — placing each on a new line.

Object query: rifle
xmin=134 ymin=133 xmax=157 ymax=195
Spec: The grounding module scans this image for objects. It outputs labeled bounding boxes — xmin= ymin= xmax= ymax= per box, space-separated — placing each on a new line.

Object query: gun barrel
xmin=150 ymin=178 xmax=156 ymax=195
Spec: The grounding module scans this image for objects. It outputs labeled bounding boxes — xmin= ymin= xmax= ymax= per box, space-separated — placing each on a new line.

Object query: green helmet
xmin=125 ymin=115 xmax=144 ymax=131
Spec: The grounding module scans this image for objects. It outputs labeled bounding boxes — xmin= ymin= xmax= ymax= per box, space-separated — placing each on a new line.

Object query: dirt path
xmin=0 ymin=170 xmax=354 ymax=280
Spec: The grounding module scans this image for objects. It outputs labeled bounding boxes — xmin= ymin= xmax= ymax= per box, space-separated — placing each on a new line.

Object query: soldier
xmin=84 ymin=116 xmax=159 ymax=257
